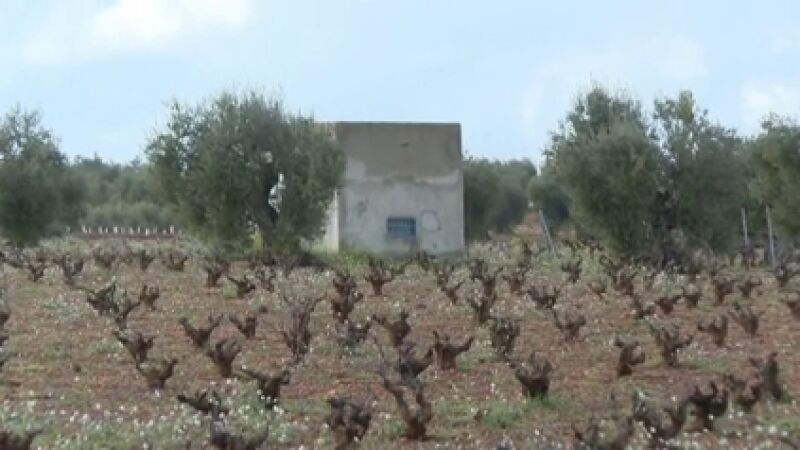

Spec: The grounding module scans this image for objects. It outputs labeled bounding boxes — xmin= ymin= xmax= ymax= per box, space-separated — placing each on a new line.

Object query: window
xmin=387 ymin=216 xmax=416 ymax=238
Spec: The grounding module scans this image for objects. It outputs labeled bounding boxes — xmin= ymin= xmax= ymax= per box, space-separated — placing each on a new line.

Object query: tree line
xmin=1 ymin=87 xmax=799 ymax=257
xmin=0 ymin=93 xmax=343 ymax=252
xmin=532 ymin=87 xmax=799 ymax=261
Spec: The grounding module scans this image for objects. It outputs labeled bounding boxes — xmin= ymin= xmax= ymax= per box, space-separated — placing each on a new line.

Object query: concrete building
xmin=315 ymin=122 xmax=464 ymax=256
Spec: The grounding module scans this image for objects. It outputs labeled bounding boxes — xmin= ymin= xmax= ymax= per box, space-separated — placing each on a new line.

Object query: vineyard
xmin=0 ymin=239 xmax=798 ymax=449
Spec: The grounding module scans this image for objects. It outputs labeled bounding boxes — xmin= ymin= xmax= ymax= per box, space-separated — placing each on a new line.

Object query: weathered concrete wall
xmin=331 ymin=122 xmax=464 ymax=256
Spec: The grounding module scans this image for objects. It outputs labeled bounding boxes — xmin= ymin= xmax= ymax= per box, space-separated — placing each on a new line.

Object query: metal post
xmin=741 ymin=207 xmax=749 ymax=247
xmin=766 ymin=205 xmax=776 ymax=268
xmin=539 ymin=209 xmax=555 ymax=255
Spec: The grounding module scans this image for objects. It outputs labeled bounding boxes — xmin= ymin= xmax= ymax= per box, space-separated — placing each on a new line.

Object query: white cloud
xmin=740 ymin=82 xmax=800 ymax=128
xmin=24 ymin=0 xmax=252 ymax=64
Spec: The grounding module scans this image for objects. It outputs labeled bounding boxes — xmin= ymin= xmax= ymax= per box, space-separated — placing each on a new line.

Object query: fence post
xmin=539 ymin=209 xmax=556 ymax=256
xmin=741 ymin=207 xmax=749 ymax=248
xmin=766 ymin=205 xmax=776 ymax=268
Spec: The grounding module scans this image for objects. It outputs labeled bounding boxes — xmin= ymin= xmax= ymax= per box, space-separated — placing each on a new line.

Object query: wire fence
xmin=68 ymin=225 xmax=180 ymax=241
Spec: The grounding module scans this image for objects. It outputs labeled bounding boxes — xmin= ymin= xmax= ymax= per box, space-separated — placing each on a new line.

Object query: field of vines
xmin=0 ymin=238 xmax=799 ymax=449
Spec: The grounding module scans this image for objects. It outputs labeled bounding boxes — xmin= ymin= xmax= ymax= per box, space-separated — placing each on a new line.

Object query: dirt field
xmin=0 ymin=239 xmax=798 ymax=449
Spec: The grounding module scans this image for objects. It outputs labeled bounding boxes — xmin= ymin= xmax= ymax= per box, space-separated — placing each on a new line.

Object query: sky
xmin=1 ymin=0 xmax=800 ymax=163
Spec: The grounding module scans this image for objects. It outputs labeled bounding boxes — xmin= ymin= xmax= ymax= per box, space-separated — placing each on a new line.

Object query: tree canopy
xmin=0 ymin=108 xmax=85 ymax=246
xmin=750 ymin=116 xmax=800 ymax=236
xmin=146 ymin=91 xmax=344 ymax=250
xmin=3 ymin=84 xmax=800 ymax=255
xmin=463 ymin=157 xmax=536 ymax=241
xmin=542 ymin=87 xmax=756 ymax=258
xmin=527 ymin=167 xmax=570 ymax=231
xmin=70 ymin=156 xmax=174 ymax=228
xmin=544 ymin=88 xmax=663 ymax=255
xmin=652 ymin=91 xmax=750 ymax=251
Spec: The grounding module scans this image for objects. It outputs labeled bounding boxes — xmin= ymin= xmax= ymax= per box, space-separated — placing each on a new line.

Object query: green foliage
xmin=480 ymin=402 xmax=525 ymax=429
xmin=473 ymin=396 xmax=568 ymax=430
xmin=82 ymin=200 xmax=173 ymax=228
xmin=544 ymin=87 xmax=755 ymax=256
xmin=545 ymin=88 xmax=663 ymax=255
xmin=528 ymin=168 xmax=570 ymax=230
xmin=315 ymin=249 xmax=372 ymax=272
xmin=70 ymin=156 xmax=174 ymax=228
xmin=146 ymin=90 xmax=344 ymax=250
xmin=0 ymin=107 xmax=85 ymax=246
xmin=464 ymin=158 xmax=500 ymax=240
xmin=750 ymin=116 xmax=800 ymax=236
xmin=463 ymin=157 xmax=536 ymax=240
xmin=652 ymin=91 xmax=750 ymax=250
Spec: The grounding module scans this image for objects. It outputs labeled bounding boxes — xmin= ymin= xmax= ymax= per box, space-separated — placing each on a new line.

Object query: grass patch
xmin=471 ymin=395 xmax=571 ymax=430
xmin=43 ymin=419 xmax=202 ymax=449
xmin=377 ymin=417 xmax=406 ymax=440
xmin=315 ymin=249 xmax=372 ymax=272
xmin=683 ymin=356 xmax=733 ymax=375
xmin=268 ymin=419 xmax=302 ymax=446
xmin=221 ymin=281 xmax=238 ymax=299
xmin=87 ymin=337 xmax=121 ymax=357
xmin=0 ymin=404 xmax=48 ymax=436
xmin=759 ymin=414 xmax=800 ymax=433
xmin=35 ymin=339 xmax=72 ymax=362
xmin=283 ymin=398 xmax=329 ymax=418
xmin=436 ymin=398 xmax=479 ymax=428
xmin=40 ymin=296 xmax=86 ymax=322
xmin=527 ymin=395 xmax=570 ymax=411
xmin=480 ymin=402 xmax=525 ymax=429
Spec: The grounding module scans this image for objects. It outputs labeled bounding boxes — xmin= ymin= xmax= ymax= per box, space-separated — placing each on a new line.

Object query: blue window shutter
xmin=387 ymin=217 xmax=416 ymax=238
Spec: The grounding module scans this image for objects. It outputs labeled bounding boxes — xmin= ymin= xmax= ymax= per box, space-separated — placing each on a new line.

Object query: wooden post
xmin=766 ymin=205 xmax=776 ymax=268
xmin=741 ymin=207 xmax=749 ymax=247
xmin=539 ymin=209 xmax=555 ymax=255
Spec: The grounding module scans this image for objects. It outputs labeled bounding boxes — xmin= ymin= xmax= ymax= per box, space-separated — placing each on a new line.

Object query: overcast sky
xmin=1 ymin=1 xmax=799 ymax=162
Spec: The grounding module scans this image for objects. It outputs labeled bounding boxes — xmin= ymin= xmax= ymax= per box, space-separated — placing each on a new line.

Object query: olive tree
xmin=543 ymin=87 xmax=754 ymax=258
xmin=652 ymin=91 xmax=750 ymax=251
xmin=750 ymin=116 xmax=800 ymax=236
xmin=0 ymin=108 xmax=84 ymax=247
xmin=544 ymin=87 xmax=664 ymax=255
xmin=146 ymin=91 xmax=344 ymax=250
